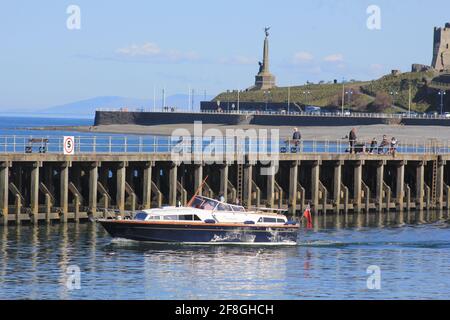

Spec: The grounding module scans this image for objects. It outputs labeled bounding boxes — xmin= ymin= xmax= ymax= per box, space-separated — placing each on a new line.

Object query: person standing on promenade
xmin=292 ymin=127 xmax=302 ymax=152
xmin=378 ymin=135 xmax=389 ymax=154
xmin=390 ymin=137 xmax=398 ymax=156
xmin=349 ymin=128 xmax=357 ymax=154
xmin=369 ymin=137 xmax=378 ymax=154
xmin=292 ymin=127 xmax=301 ymax=144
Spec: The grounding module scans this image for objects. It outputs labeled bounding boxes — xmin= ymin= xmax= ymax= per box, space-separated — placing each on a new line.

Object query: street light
xmin=302 ymin=91 xmax=311 ymax=106
xmin=438 ymin=90 xmax=447 ymax=115
xmin=390 ymin=91 xmax=399 ymax=109
xmin=345 ymin=90 xmax=354 ymax=107
xmin=341 ymin=78 xmax=346 ymax=115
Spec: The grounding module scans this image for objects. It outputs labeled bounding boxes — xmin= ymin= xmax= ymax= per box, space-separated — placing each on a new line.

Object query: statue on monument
xmin=264 ymin=26 xmax=271 ymax=37
xmin=258 ymin=61 xmax=264 ymax=73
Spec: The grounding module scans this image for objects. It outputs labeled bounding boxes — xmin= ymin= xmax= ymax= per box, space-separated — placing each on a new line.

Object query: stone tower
xmin=432 ymin=23 xmax=450 ymax=71
xmin=252 ymin=28 xmax=276 ymax=90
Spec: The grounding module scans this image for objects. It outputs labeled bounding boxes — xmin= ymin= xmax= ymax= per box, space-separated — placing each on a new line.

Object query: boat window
xmin=202 ymin=199 xmax=217 ymax=210
xmin=258 ymin=217 xmax=263 ymax=223
xmin=134 ymin=212 xmax=148 ymax=220
xmin=164 ymin=215 xmax=178 ymax=220
xmin=193 ymin=215 xmax=201 ymax=221
xmin=276 ymin=218 xmax=286 ymax=223
xmin=190 ymin=197 xmax=204 ymax=209
xmin=147 ymin=215 xmax=161 ymax=220
xmin=216 ymin=203 xmax=232 ymax=211
xmin=231 ymin=205 xmax=245 ymax=212
xmin=263 ymin=217 xmax=277 ymax=223
xmin=190 ymin=196 xmax=218 ymax=210
xmin=178 ymin=215 xmax=194 ymax=221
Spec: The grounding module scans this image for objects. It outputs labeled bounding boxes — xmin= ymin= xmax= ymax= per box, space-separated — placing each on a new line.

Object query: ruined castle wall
xmin=432 ymin=25 xmax=450 ymax=70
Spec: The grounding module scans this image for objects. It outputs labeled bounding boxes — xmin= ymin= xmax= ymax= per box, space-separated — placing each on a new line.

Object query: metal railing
xmin=0 ymin=135 xmax=450 ymax=155
xmin=96 ymin=108 xmax=450 ymax=119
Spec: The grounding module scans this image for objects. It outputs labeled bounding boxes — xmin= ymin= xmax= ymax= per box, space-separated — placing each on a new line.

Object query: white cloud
xmin=116 ymin=42 xmax=161 ymax=56
xmin=292 ymin=51 xmax=314 ymax=64
xmin=116 ymin=42 xmax=199 ymax=63
xmin=324 ymin=53 xmax=344 ymax=62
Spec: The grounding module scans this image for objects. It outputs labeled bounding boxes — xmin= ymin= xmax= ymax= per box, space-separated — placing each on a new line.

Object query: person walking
xmin=349 ymin=128 xmax=357 ymax=154
xmin=291 ymin=127 xmax=302 ymax=152
xmin=292 ymin=127 xmax=301 ymax=144
xmin=378 ymin=135 xmax=389 ymax=154
xmin=390 ymin=137 xmax=398 ymax=156
xmin=369 ymin=137 xmax=377 ymax=154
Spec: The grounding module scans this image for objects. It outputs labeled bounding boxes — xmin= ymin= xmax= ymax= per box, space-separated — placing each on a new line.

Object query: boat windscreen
xmin=230 ymin=205 xmax=245 ymax=212
xmin=190 ymin=196 xmax=218 ymax=210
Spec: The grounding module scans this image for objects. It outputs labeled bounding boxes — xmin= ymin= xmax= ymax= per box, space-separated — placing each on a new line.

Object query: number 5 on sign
xmin=64 ymin=136 xmax=75 ymax=155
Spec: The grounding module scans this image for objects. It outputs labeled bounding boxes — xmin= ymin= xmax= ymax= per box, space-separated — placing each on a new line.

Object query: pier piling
xmin=0 ymin=152 xmax=449 ymax=224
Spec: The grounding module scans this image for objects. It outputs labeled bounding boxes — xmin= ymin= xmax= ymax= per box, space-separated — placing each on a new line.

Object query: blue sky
xmin=0 ymin=0 xmax=449 ymax=110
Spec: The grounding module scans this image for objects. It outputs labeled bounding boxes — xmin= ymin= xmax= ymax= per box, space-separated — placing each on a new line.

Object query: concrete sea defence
xmin=94 ymin=111 xmax=450 ymax=127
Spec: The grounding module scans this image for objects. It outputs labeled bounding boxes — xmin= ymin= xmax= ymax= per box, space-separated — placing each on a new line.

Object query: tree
xmin=370 ymin=92 xmax=392 ymax=113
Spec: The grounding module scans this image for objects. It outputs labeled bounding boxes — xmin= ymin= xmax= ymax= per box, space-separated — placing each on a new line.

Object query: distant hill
xmin=41 ymin=94 xmax=214 ymax=116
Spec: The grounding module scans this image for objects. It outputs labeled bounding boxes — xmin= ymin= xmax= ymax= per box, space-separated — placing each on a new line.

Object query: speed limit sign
xmin=63 ymin=136 xmax=75 ymax=155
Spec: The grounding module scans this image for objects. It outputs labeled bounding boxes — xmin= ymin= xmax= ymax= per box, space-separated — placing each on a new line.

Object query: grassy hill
xmin=213 ymin=71 xmax=442 ymax=113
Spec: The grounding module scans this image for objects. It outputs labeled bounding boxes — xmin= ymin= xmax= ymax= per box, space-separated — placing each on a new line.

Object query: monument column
xmin=253 ymin=27 xmax=276 ymax=90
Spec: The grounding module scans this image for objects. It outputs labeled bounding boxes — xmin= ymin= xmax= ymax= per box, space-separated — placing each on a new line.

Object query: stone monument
xmin=432 ymin=23 xmax=450 ymax=71
xmin=251 ymin=27 xmax=276 ymax=90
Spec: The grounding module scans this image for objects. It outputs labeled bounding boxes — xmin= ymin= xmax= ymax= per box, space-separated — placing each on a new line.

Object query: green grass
xmin=213 ymin=71 xmax=441 ymax=112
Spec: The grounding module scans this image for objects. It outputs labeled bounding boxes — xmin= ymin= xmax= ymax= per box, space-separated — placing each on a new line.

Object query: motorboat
xmin=98 ymin=195 xmax=299 ymax=244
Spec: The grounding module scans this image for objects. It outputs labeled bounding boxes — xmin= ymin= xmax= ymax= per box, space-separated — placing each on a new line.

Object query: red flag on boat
xmin=302 ymin=206 xmax=313 ymax=229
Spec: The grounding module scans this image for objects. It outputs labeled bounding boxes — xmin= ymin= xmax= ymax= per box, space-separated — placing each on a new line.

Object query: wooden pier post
xmin=88 ymin=162 xmax=99 ymax=218
xmin=0 ymin=162 xmax=9 ymax=226
xmin=405 ymin=184 xmax=411 ymax=213
xmin=219 ymin=164 xmax=228 ymax=202
xmin=266 ymin=165 xmax=275 ymax=208
xmin=60 ymin=162 xmax=70 ymax=223
xmin=436 ymin=159 xmax=445 ymax=211
xmin=116 ymin=162 xmax=127 ymax=214
xmin=416 ymin=161 xmax=425 ymax=211
xmin=142 ymin=162 xmax=153 ymax=209
xmin=15 ymin=194 xmax=21 ymax=225
xmin=30 ymin=162 xmax=41 ymax=225
xmin=333 ymin=161 xmax=342 ymax=214
xmin=375 ymin=161 xmax=385 ymax=213
xmin=353 ymin=161 xmax=363 ymax=214
xmin=243 ymin=162 xmax=253 ymax=207
xmin=288 ymin=161 xmax=299 ymax=215
xmin=169 ymin=163 xmax=178 ymax=206
xmin=396 ymin=161 xmax=405 ymax=213
xmin=311 ymin=160 xmax=321 ymax=211
xmin=194 ymin=164 xmax=204 ymax=196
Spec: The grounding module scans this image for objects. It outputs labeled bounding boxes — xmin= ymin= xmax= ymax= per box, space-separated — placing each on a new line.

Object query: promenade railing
xmin=95 ymin=108 xmax=450 ymax=120
xmin=0 ymin=135 xmax=449 ymax=155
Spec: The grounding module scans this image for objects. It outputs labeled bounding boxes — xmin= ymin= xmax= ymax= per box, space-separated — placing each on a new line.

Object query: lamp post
xmin=287 ymin=86 xmax=291 ymax=113
xmin=390 ymin=91 xmax=399 ymax=109
xmin=438 ymin=90 xmax=447 ymax=115
xmin=345 ymin=90 xmax=354 ymax=108
xmin=302 ymin=91 xmax=311 ymax=106
xmin=237 ymin=90 xmax=240 ymax=113
xmin=341 ymin=78 xmax=346 ymax=115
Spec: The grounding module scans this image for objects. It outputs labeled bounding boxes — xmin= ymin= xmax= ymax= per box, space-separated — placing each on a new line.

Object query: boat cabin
xmin=132 ymin=196 xmax=292 ymax=226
